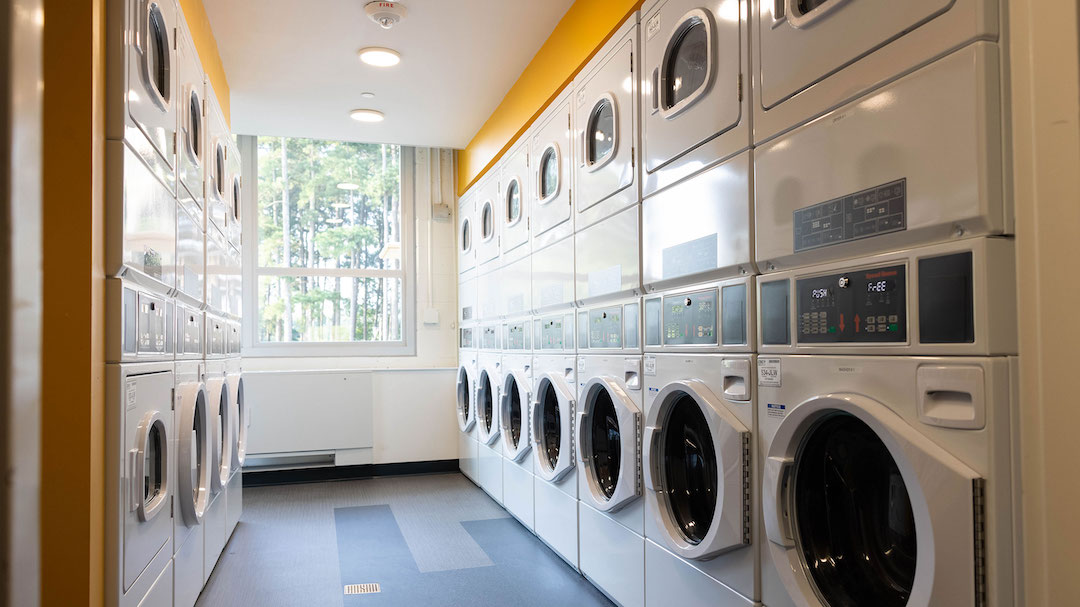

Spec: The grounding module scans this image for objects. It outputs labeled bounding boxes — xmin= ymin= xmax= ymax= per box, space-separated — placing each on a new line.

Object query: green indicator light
xmin=888 ymin=323 xmax=899 ymax=332
xmin=828 ymin=326 xmax=837 ymax=333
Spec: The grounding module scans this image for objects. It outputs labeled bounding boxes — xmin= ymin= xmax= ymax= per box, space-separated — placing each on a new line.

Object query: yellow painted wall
xmin=457 ymin=0 xmax=643 ymax=195
xmin=178 ymin=0 xmax=231 ymax=125
xmin=41 ymin=0 xmax=106 ymax=605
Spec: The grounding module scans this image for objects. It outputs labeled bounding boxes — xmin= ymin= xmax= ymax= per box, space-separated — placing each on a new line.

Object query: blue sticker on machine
xmin=766 ymin=403 xmax=787 ymax=419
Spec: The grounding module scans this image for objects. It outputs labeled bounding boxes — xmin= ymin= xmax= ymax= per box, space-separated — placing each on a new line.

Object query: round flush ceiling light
xmin=358 ymin=47 xmax=401 ymax=67
xmin=360 ymin=92 xmax=376 ymax=99
xmin=349 ymin=109 xmax=384 ymax=123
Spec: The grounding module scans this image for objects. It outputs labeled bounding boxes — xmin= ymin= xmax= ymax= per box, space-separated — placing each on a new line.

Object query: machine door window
xmin=506 ymin=376 xmax=523 ymax=449
xmin=215 ymin=143 xmax=226 ymax=197
xmin=135 ymin=411 xmax=169 ymax=522
xmin=235 ymin=378 xmax=247 ymax=466
xmin=187 ymin=90 xmax=202 ymax=164
xmin=538 ymin=145 xmax=560 ymax=203
xmin=505 ymin=178 xmax=522 ymax=225
xmin=662 ymin=11 xmax=712 ymax=115
xmin=232 ymin=177 xmax=242 ymax=223
xmin=144 ymin=2 xmax=171 ymax=107
xmin=456 ymin=366 xmax=471 ymax=425
xmin=662 ymin=392 xmax=717 ymax=544
xmin=588 ymin=388 xmax=621 ymax=498
xmin=478 ymin=371 xmax=494 ymax=433
xmin=585 ymin=95 xmax=616 ymax=170
xmin=539 ymin=379 xmax=561 ymax=470
xmin=480 ymin=201 xmax=494 ymax=241
xmin=793 ymin=412 xmax=917 ymax=607
xmin=460 ymin=218 xmax=471 ymax=253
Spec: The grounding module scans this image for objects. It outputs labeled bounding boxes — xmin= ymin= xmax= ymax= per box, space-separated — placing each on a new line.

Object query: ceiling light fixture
xmin=360 ymin=92 xmax=376 ymax=99
xmin=349 ymin=109 xmax=384 ymax=123
xmin=337 ymin=182 xmax=360 ymax=190
xmin=358 ymin=47 xmax=401 ymax=67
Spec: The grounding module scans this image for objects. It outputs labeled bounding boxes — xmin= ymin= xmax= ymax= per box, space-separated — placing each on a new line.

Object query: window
xmin=245 ymin=136 xmax=413 ymax=354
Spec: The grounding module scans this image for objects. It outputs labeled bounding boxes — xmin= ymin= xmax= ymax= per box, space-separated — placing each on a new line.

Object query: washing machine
xmin=476 ymin=324 xmax=504 ymax=503
xmin=573 ymin=13 xmax=640 ymax=238
xmin=530 ymin=89 xmax=574 ymax=252
xmin=500 ymin=316 xmax=534 ymax=529
xmin=640 ymin=276 xmax=758 ymax=607
xmin=225 ymin=327 xmax=245 ymax=540
xmin=755 ymin=43 xmax=1010 ymax=274
xmin=755 ymin=238 xmax=1017 ymax=607
xmin=753 ymin=0 xmax=999 ymax=144
xmin=204 ymin=79 xmax=230 ymax=238
xmin=575 ymin=296 xmax=645 ymax=607
xmin=105 ymin=278 xmax=175 ymax=607
xmin=106 ymin=0 xmax=178 ymax=186
xmin=475 ymin=170 xmax=502 ymax=271
xmin=202 ymin=313 xmax=232 ymax=582
xmin=639 ymin=0 xmax=751 ymax=197
xmin=531 ymin=310 xmax=579 ymax=569
xmin=172 ymin=357 xmax=210 ymax=607
xmin=457 ymin=322 xmax=479 ymax=482
xmin=176 ymin=16 xmax=204 ymax=215
xmin=500 ymin=136 xmax=531 ymax=260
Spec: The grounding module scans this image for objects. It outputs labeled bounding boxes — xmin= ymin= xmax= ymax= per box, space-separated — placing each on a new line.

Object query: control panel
xmin=540 ymin=316 xmax=566 ymax=350
xmin=505 ymin=322 xmax=527 ymax=350
xmin=482 ymin=325 xmax=498 ymax=350
xmin=663 ymin=289 xmax=718 ymax=346
xmin=796 ymin=264 xmax=906 ymax=343
xmin=459 ymin=327 xmax=474 ymax=349
xmin=589 ymin=306 xmax=623 ymax=349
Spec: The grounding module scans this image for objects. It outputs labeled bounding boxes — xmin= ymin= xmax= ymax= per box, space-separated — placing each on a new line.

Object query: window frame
xmin=239 ymin=135 xmax=417 ymax=357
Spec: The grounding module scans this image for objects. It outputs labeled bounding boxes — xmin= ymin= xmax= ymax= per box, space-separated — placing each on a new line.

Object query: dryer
xmin=755 ymin=238 xmax=1017 ymax=607
xmin=500 ymin=316 xmax=534 ymax=529
xmin=754 ymin=43 xmax=1010 ymax=273
xmin=105 ymin=279 xmax=175 ymax=607
xmin=202 ymin=313 xmax=232 ymax=582
xmin=106 ymin=0 xmax=178 ymax=185
xmin=204 ymin=80 xmax=230 ymax=238
xmin=176 ymin=16 xmax=205 ymax=215
xmin=475 ymin=170 xmax=502 ymax=271
xmin=476 ymin=324 xmax=503 ymax=503
xmin=753 ymin=0 xmax=999 ymax=143
xmin=225 ymin=136 xmax=243 ymax=249
xmin=530 ymin=90 xmax=575 ymax=251
xmin=639 ymin=0 xmax=751 ymax=196
xmin=458 ymin=185 xmax=478 ymax=281
xmin=575 ymin=297 xmax=645 ymax=607
xmin=172 ymin=358 xmax=210 ymax=607
xmin=457 ymin=323 xmax=479 ymax=482
xmin=500 ymin=136 xmax=531 ymax=260
xmin=531 ymin=310 xmax=579 ymax=569
xmin=641 ymin=276 xmax=758 ymax=607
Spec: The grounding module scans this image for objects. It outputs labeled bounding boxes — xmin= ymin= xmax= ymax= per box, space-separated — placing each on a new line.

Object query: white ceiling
xmin=203 ymin=0 xmax=574 ymax=149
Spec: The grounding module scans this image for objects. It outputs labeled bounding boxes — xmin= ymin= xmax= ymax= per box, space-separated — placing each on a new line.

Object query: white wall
xmin=245 ymin=148 xmax=460 ymax=465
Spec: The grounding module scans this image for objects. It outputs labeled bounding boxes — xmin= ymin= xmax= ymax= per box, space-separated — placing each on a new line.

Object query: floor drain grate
xmin=344 ymin=583 xmax=381 ymax=595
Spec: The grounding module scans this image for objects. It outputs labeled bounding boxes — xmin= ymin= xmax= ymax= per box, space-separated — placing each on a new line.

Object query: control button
xmin=838 ymin=276 xmax=850 ymax=288
xmin=866 ymin=325 xmax=876 ymax=333
xmin=888 ymin=315 xmax=898 ymax=323
xmin=877 ymin=324 xmax=887 ymax=333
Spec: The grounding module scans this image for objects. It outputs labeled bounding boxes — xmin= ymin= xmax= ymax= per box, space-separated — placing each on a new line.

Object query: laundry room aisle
xmin=196 ymin=473 xmax=613 ymax=607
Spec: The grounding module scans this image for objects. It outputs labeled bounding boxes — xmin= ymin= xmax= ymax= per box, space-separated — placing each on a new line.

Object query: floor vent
xmin=344 ymin=583 xmax=381 ymax=595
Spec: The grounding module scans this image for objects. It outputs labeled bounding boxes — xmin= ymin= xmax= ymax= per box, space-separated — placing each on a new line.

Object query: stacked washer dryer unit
xmin=636 ymin=0 xmax=758 ymax=605
xmin=570 ymin=12 xmax=647 ymax=607
xmin=752 ymin=0 xmax=1017 ymax=604
xmin=475 ymin=169 xmax=505 ymax=503
xmin=223 ymin=118 xmax=246 ymax=548
xmin=457 ymin=186 xmax=480 ymax=482
xmin=104 ymin=0 xmax=181 ymax=604
xmin=498 ymin=136 xmax=536 ymax=529
xmin=528 ymin=87 xmax=580 ymax=569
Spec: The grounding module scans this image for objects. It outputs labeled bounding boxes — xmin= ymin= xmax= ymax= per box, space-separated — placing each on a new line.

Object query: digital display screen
xmin=811 ymin=288 xmax=831 ymax=299
xmin=866 ymin=279 xmax=895 ymax=293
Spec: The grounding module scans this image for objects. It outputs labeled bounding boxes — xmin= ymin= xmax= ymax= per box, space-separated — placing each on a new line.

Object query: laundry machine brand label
xmin=125 ymin=379 xmax=137 ymax=411
xmin=758 ymin=358 xmax=782 ymax=387
xmin=646 ymin=12 xmax=661 ymax=40
xmin=643 ymin=355 xmax=656 ymax=376
xmin=766 ymin=403 xmax=787 ymax=419
xmin=793 ymin=178 xmax=907 ymax=252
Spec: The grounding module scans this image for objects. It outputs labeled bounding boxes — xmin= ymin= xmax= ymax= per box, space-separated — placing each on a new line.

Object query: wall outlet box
xmin=423 ymin=308 xmax=440 ymax=325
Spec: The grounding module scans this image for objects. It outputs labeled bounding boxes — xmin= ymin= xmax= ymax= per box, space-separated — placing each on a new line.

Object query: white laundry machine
xmin=640 ymin=276 xmax=758 ymax=607
xmin=639 ymin=0 xmax=751 ymax=197
xmin=202 ymin=313 xmax=232 ymax=582
xmin=753 ymin=0 xmax=999 ymax=144
xmin=457 ymin=323 xmax=479 ymax=482
xmin=172 ymin=357 xmax=210 ymax=607
xmin=531 ymin=310 xmax=579 ymax=569
xmin=106 ymin=0 xmax=178 ymax=185
xmin=573 ymin=13 xmax=640 ymax=236
xmin=458 ymin=185 xmax=478 ymax=279
xmin=754 ymin=43 xmax=1010 ymax=273
xmin=105 ymin=279 xmax=175 ymax=607
xmin=475 ymin=170 xmax=502 ymax=271
xmin=500 ymin=316 xmax=534 ymax=529
xmin=575 ymin=297 xmax=645 ymax=607
xmin=225 ymin=135 xmax=243 ymax=248
xmin=476 ymin=325 xmax=504 ymax=503
xmin=176 ymin=15 xmax=204 ymax=214
xmin=225 ymin=330 xmax=245 ymax=539
xmin=204 ymin=79 xmax=230 ymax=238
xmin=205 ymin=223 xmax=229 ymax=316
xmin=755 ymin=238 xmax=1017 ymax=607
xmin=500 ymin=136 xmax=531 ymax=260
xmin=530 ymin=89 xmax=575 ymax=251
xmin=477 ymin=263 xmax=502 ymax=324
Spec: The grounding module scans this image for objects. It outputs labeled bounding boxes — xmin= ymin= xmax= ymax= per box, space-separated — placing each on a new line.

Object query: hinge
xmin=631 ymin=147 xmax=635 ymax=168
xmin=171 ymin=387 xmax=176 ymax=410
xmin=741 ymin=432 xmax=752 ymax=545
xmin=170 ymin=495 xmax=175 ymax=518
xmin=972 ymin=478 xmax=988 ymax=607
xmin=737 ymin=74 xmax=744 ymax=102
xmin=629 ymin=51 xmax=633 ymax=74
xmin=635 ymin=413 xmax=643 ymax=495
xmin=172 ymin=132 xmax=177 ymax=155
xmin=568 ymin=400 xmax=576 ymax=462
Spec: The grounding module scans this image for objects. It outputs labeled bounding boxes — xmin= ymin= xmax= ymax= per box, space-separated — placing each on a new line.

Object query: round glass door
xmin=586 ymin=97 xmax=616 ymax=168
xmin=480 ymin=201 xmax=494 ymax=241
xmin=661 ymin=392 xmax=717 ymax=544
xmin=460 ymin=218 xmax=471 ymax=253
xmin=232 ymin=177 xmax=242 ymax=222
xmin=144 ymin=423 xmax=165 ymax=505
xmin=216 ymin=389 xmax=231 ymax=486
xmin=235 ymin=378 xmax=247 ymax=466
xmin=136 ymin=411 xmax=169 ymax=522
xmin=587 ymin=388 xmax=621 ymax=499
xmin=505 ymin=375 xmax=523 ymax=450
xmin=538 ymin=146 xmax=559 ymax=202
xmin=179 ymin=387 xmax=209 ymax=524
xmin=215 ymin=143 xmax=226 ymax=197
xmin=145 ymin=3 xmax=171 ymax=106
xmin=187 ymin=91 xmax=202 ymax=164
xmin=456 ymin=366 xmax=472 ymax=429
xmin=793 ymin=412 xmax=917 ymax=607
xmin=505 ymin=179 xmax=521 ymax=225
xmin=538 ymin=379 xmax=561 ymax=471
xmin=478 ymin=371 xmax=494 ymax=435
xmin=663 ymin=14 xmax=710 ymax=111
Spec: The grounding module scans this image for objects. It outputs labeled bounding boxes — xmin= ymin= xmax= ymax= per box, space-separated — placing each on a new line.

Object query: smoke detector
xmin=365 ymin=2 xmax=407 ymax=29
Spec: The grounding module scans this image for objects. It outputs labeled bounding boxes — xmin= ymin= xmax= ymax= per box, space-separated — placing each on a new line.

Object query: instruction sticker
xmin=766 ymin=403 xmax=788 ymax=419
xmin=125 ymin=379 xmax=137 ymax=411
xmin=578 ymin=357 xmax=586 ymax=374
xmin=647 ymin=13 xmax=661 ymax=40
xmin=643 ymin=355 xmax=657 ymax=376
xmin=758 ymin=357 xmax=782 ymax=387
